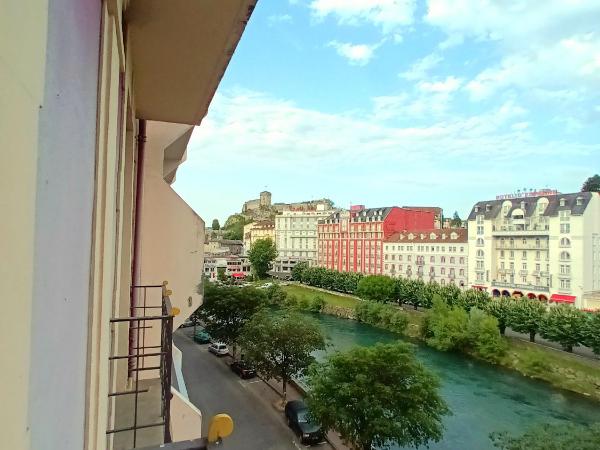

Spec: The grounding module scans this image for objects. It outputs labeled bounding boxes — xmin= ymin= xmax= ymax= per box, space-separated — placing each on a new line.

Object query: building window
xmin=459 ymin=269 xmax=464 ymax=276
xmin=430 ymin=256 xmax=435 ymax=263
xmin=476 ymin=238 xmax=484 ymax=246
xmin=560 ymin=223 xmax=570 ymax=233
xmin=560 ymin=251 xmax=570 ymax=261
xmin=476 ymin=250 xmax=484 ymax=258
xmin=560 ymin=279 xmax=571 ymax=289
xmin=441 ymin=256 xmax=446 ymax=263
xmin=477 ymin=226 xmax=484 ymax=235
xmin=522 ymin=251 xmax=527 ymax=258
xmin=450 ymin=257 xmax=455 ymax=264
xmin=560 ymin=237 xmax=571 ymax=247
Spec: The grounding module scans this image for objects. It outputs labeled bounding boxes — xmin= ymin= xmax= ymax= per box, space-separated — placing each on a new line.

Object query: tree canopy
xmin=222 ymin=214 xmax=252 ymax=240
xmin=307 ymin=342 xmax=449 ymax=450
xmin=196 ymin=283 xmax=266 ymax=356
xmin=450 ymin=211 xmax=463 ymax=227
xmin=247 ymin=237 xmax=277 ymax=278
xmin=240 ymin=310 xmax=325 ymax=400
xmin=211 ymin=218 xmax=220 ymax=230
xmin=490 ymin=422 xmax=600 ymax=450
xmin=356 ymin=275 xmax=397 ymax=302
xmin=507 ymin=298 xmax=547 ymax=342
xmin=581 ymin=174 xmax=600 ymax=192
xmin=540 ymin=304 xmax=587 ymax=352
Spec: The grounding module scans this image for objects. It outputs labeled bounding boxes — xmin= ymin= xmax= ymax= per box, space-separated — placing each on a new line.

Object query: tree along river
xmin=297 ymin=313 xmax=600 ymax=450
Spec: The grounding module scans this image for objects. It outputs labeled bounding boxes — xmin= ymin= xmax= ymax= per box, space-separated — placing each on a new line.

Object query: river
xmin=299 ymin=313 xmax=600 ymax=450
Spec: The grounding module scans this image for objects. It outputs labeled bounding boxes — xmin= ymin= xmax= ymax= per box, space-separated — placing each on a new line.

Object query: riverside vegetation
xmin=283 ymin=263 xmax=600 ymax=401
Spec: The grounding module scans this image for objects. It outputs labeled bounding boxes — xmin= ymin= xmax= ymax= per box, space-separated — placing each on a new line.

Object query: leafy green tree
xmin=540 ymin=304 xmax=587 ymax=352
xmin=450 ymin=211 xmax=463 ymax=227
xmin=355 ymin=301 xmax=408 ymax=334
xmin=197 ymin=283 xmax=266 ymax=357
xmin=211 ymin=218 xmax=220 ymax=230
xmin=265 ymin=283 xmax=287 ymax=306
xmin=291 ymin=261 xmax=309 ymax=282
xmin=490 ymin=422 xmax=600 ymax=450
xmin=222 ymin=214 xmax=252 ymax=240
xmin=581 ymin=174 xmax=600 ymax=192
xmin=240 ymin=310 xmax=325 ymax=401
xmin=583 ymin=312 xmax=600 ymax=356
xmin=309 ymin=295 xmax=326 ymax=313
xmin=247 ymin=237 xmax=277 ymax=279
xmin=306 ymin=342 xmax=450 ymax=450
xmin=457 ymin=289 xmax=490 ymax=312
xmin=485 ymin=297 xmax=514 ymax=335
xmin=425 ymin=297 xmax=470 ymax=351
xmin=507 ymin=299 xmax=547 ymax=342
xmin=216 ymin=267 xmax=227 ymax=283
xmin=467 ymin=308 xmax=507 ymax=362
xmin=357 ymin=275 xmax=397 ymax=302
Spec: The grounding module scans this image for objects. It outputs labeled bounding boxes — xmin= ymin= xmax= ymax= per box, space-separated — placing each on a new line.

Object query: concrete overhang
xmin=126 ymin=0 xmax=256 ymax=125
xmin=146 ymin=121 xmax=194 ymax=184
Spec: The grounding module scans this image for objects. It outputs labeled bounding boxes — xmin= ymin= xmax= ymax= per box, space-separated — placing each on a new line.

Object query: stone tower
xmin=259 ymin=191 xmax=272 ymax=208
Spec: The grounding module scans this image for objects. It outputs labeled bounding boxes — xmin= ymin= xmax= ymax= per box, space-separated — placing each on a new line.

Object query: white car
xmin=208 ymin=342 xmax=229 ymax=357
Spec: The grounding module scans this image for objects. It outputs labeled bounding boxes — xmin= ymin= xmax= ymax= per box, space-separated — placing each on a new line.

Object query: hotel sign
xmin=496 ymin=189 xmax=559 ymax=200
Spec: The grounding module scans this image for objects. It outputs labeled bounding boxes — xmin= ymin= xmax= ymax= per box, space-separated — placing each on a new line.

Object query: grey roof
xmin=320 ymin=207 xmax=394 ymax=223
xmin=467 ymin=192 xmax=594 ymax=220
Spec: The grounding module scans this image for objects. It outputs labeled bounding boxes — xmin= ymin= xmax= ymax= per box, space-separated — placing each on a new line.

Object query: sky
xmin=173 ymin=0 xmax=600 ymax=224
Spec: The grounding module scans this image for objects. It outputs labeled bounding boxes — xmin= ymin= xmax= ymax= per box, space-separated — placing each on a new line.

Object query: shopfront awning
xmin=231 ymin=272 xmax=245 ymax=278
xmin=550 ymin=294 xmax=576 ymax=304
xmin=471 ymin=285 xmax=487 ymax=290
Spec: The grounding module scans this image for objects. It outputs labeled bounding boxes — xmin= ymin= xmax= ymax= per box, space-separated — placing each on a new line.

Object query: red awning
xmin=471 ymin=285 xmax=487 ymax=289
xmin=550 ymin=294 xmax=576 ymax=304
xmin=231 ymin=272 xmax=246 ymax=278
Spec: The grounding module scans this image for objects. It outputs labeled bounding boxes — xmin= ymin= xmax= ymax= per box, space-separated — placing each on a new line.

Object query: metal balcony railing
xmin=107 ymin=283 xmax=174 ymax=448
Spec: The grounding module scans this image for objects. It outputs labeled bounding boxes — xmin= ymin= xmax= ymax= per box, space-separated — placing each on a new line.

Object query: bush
xmin=285 ymin=293 xmax=298 ymax=309
xmin=356 ymin=275 xmax=396 ymax=302
xmin=425 ymin=301 xmax=470 ymax=352
xmin=265 ymin=284 xmax=287 ymax=306
xmin=468 ymin=308 xmax=507 ymax=362
xmin=297 ymin=296 xmax=310 ymax=310
xmin=355 ymin=301 xmax=408 ymax=334
xmin=519 ymin=351 xmax=552 ymax=376
xmin=309 ymin=295 xmax=326 ymax=313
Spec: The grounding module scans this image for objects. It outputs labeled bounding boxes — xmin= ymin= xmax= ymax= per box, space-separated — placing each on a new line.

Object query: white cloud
xmin=310 ymin=0 xmax=416 ymax=33
xmin=328 ymin=41 xmax=380 ymax=66
xmin=418 ymin=76 xmax=462 ymax=93
xmin=400 ymin=53 xmax=443 ymax=81
xmin=268 ymin=14 xmax=293 ymax=26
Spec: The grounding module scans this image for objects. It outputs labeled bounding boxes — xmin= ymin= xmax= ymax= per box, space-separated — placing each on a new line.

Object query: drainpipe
xmin=129 ymin=119 xmax=147 ymax=376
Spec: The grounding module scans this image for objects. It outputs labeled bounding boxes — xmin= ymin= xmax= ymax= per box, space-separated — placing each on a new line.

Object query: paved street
xmin=174 ymin=328 xmax=331 ymax=450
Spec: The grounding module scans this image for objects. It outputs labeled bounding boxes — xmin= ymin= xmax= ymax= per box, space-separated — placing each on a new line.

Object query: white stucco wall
xmin=28 ymin=1 xmax=101 ymax=449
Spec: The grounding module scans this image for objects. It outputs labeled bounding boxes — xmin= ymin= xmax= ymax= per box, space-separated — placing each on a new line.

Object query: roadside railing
xmin=107 ymin=282 xmax=174 ymax=448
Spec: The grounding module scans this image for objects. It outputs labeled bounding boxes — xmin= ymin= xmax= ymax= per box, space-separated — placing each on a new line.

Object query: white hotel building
xmin=467 ymin=191 xmax=600 ymax=310
xmin=383 ymin=229 xmax=468 ymax=287
xmin=273 ymin=205 xmax=335 ymax=274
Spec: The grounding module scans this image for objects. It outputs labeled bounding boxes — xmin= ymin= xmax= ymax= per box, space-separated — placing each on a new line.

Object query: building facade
xmin=204 ymin=255 xmax=252 ymax=281
xmin=273 ymin=205 xmax=335 ymax=274
xmin=317 ymin=206 xmax=436 ymax=275
xmin=383 ymin=229 xmax=468 ymax=287
xmin=467 ymin=192 xmax=600 ymax=309
xmin=243 ymin=220 xmax=275 ymax=252
xmin=402 ymin=206 xmax=443 ymax=229
xmin=1 ymin=1 xmax=255 ymax=449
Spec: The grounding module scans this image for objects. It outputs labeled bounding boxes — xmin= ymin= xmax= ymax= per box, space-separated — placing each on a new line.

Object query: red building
xmin=317 ymin=206 xmax=435 ymax=274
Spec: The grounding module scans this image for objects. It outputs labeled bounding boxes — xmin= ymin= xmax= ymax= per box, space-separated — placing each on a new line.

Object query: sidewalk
xmin=244 ymin=373 xmax=351 ymax=450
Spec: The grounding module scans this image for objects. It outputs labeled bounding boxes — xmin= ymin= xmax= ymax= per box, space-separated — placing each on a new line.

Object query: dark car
xmin=229 ymin=360 xmax=256 ymax=379
xmin=284 ymin=400 xmax=324 ymax=445
xmin=193 ymin=329 xmax=211 ymax=344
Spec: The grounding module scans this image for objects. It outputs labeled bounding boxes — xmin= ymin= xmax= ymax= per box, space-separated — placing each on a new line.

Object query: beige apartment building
xmin=273 ymin=205 xmax=335 ymax=274
xmin=383 ymin=229 xmax=468 ymax=287
xmin=467 ymin=192 xmax=600 ymax=309
xmin=243 ymin=220 xmax=275 ymax=251
xmin=1 ymin=1 xmax=255 ymax=449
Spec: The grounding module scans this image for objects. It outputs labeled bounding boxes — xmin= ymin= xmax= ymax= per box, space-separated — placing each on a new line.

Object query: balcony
xmin=109 ymin=284 xmax=204 ymax=449
xmin=495 ymin=243 xmax=548 ymax=250
xmin=492 ymin=226 xmax=549 ymax=237
xmin=492 ymin=281 xmax=550 ymax=292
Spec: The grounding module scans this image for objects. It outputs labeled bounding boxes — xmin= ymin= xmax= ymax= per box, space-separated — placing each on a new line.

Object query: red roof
xmin=550 ymin=294 xmax=576 ymax=303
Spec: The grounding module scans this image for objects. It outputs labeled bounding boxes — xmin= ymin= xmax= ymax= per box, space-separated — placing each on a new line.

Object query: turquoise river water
xmin=299 ymin=313 xmax=600 ymax=450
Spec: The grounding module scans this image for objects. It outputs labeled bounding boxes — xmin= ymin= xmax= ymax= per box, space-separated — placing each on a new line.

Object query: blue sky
xmin=173 ymin=0 xmax=600 ymax=224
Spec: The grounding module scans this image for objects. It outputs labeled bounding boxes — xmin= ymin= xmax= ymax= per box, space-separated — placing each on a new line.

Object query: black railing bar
xmin=131 ymin=284 xmax=164 ymax=288
xmin=130 ymin=326 xmax=152 ymax=330
xmin=109 ymin=351 xmax=166 ymax=360
xmin=134 ymin=345 xmax=161 ymax=350
xmin=132 ymin=305 xmax=162 ymax=308
xmin=106 ymin=421 xmax=165 ymax=435
xmin=131 ymin=366 xmax=161 ymax=372
xmin=108 ymin=388 xmax=149 ymax=397
xmin=110 ymin=314 xmax=172 ymax=323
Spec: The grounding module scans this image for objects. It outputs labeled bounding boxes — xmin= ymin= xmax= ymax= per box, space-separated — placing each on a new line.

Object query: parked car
xmin=284 ymin=400 xmax=324 ymax=445
xmin=193 ymin=329 xmax=211 ymax=344
xmin=229 ymin=360 xmax=256 ymax=379
xmin=208 ymin=342 xmax=229 ymax=356
xmin=180 ymin=318 xmax=194 ymax=328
